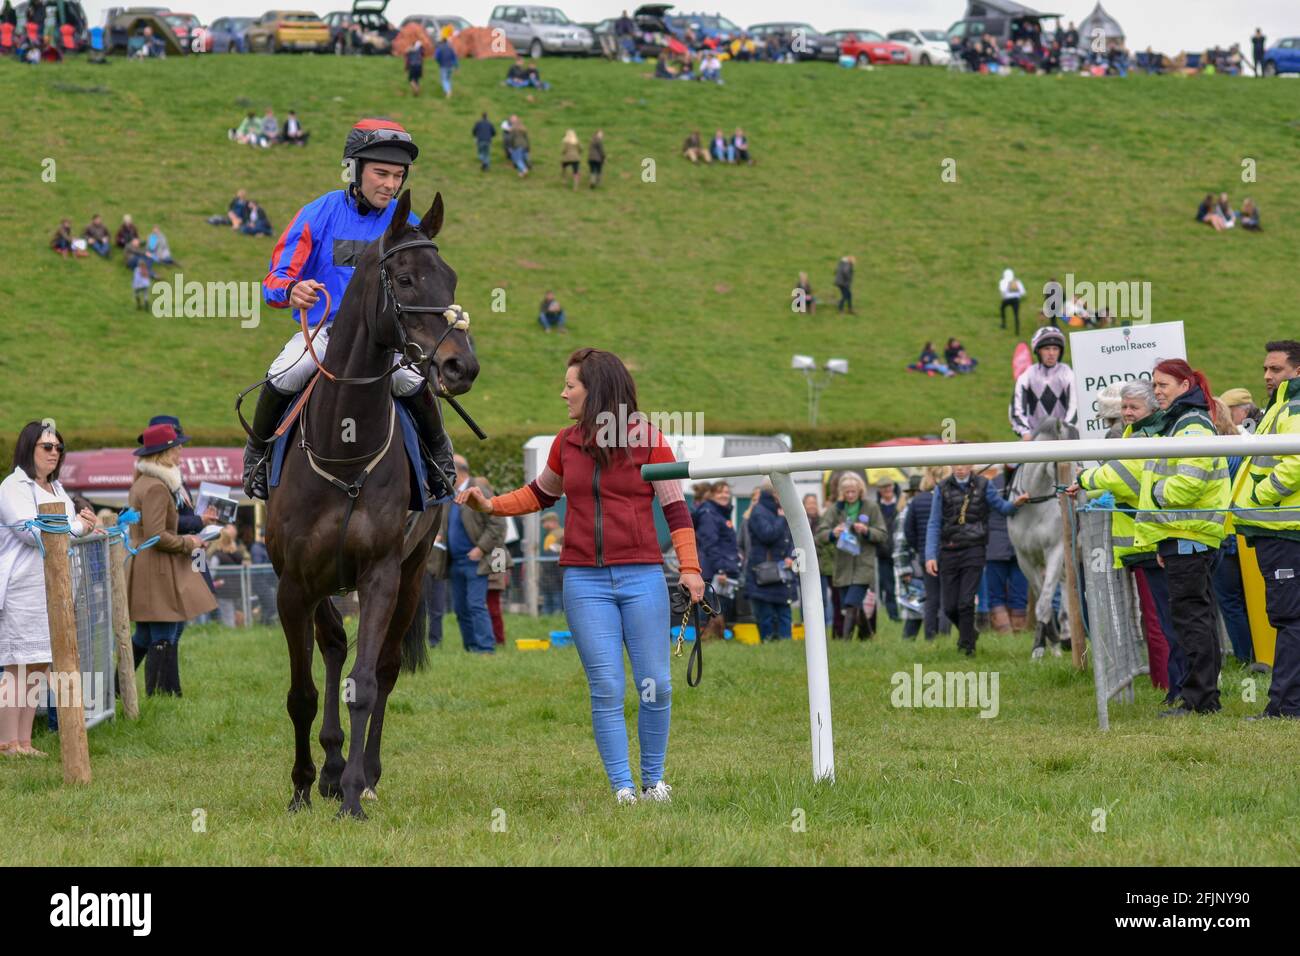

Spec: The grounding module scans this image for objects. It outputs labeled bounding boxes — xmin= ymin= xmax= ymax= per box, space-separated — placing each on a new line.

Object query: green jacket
xmin=1078 ymin=420 xmax=1153 ymax=568
xmin=816 ymin=499 xmax=886 ymax=588
xmin=1231 ymin=377 xmax=1300 ymax=543
xmin=1134 ymin=395 xmax=1230 ymax=550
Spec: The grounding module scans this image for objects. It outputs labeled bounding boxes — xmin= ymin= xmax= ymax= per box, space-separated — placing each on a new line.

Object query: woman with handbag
xmin=744 ymin=481 xmax=796 ymax=641
xmin=817 ymin=473 xmax=887 ymax=640
xmin=458 ymin=348 xmax=703 ymax=804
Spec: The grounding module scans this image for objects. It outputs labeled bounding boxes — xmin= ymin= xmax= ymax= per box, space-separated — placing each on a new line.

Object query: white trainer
xmin=615 ymin=787 xmax=638 ymax=805
xmin=640 ymin=781 xmax=673 ymax=803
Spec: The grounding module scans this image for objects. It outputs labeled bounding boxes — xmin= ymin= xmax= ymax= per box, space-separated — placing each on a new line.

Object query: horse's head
xmin=373 ymin=190 xmax=479 ymax=396
xmin=1031 ymin=417 xmax=1079 ymax=442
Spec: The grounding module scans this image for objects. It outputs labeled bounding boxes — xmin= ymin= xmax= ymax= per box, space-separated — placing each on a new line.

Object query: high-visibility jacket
xmin=1230 ymin=377 xmax=1300 ymax=542
xmin=1077 ymin=424 xmax=1151 ymax=567
xmin=1134 ymin=393 xmax=1230 ymax=550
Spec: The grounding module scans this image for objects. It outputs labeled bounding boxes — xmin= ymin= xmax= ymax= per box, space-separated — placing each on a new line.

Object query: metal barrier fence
xmin=1077 ymin=509 xmax=1149 ymax=730
xmin=65 ymin=536 xmax=116 ymax=729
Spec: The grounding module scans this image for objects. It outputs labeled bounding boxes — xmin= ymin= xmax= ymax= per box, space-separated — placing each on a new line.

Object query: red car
xmin=162 ymin=12 xmax=206 ymax=51
xmin=826 ymin=28 xmax=910 ymax=66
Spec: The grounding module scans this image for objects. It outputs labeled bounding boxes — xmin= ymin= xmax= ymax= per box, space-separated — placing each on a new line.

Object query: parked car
xmin=945 ymin=10 xmax=1057 ymax=49
xmin=746 ymin=21 xmax=838 ymax=61
xmin=1262 ymin=37 xmax=1300 ymax=76
xmin=400 ymin=13 xmax=471 ymax=38
xmin=161 ymin=12 xmax=204 ymax=51
xmin=208 ymin=16 xmax=254 ymax=51
xmin=435 ymin=14 xmax=471 ymax=33
xmin=826 ymin=28 xmax=910 ymax=65
xmin=246 ymin=10 xmax=331 ymax=52
xmin=885 ymin=28 xmax=952 ymax=66
xmin=664 ymin=10 xmax=739 ymax=48
xmin=586 ymin=3 xmax=674 ymax=58
xmin=488 ymin=5 xmax=592 ymax=58
xmin=324 ymin=0 xmax=395 ymax=53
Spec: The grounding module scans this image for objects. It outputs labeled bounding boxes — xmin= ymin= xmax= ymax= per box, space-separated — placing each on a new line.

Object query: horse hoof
xmin=288 ymin=792 xmax=312 ymax=813
xmin=362 ymin=787 xmax=378 ymax=801
xmin=336 ymin=803 xmax=368 ymax=821
xmin=1030 ymin=646 xmax=1045 ymax=661
xmin=319 ymin=779 xmax=343 ymax=801
xmin=1051 ymin=645 xmax=1063 ymax=658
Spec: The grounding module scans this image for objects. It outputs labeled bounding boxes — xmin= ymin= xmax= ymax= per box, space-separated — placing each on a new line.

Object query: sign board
xmin=1069 ymin=322 xmax=1187 ymax=436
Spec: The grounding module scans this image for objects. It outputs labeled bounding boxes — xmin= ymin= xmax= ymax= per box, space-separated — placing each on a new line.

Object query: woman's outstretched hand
xmin=456 ymin=486 xmax=494 ymax=514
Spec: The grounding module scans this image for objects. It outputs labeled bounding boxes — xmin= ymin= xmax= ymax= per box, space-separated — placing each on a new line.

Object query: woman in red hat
xmin=127 ymin=422 xmax=217 ymax=697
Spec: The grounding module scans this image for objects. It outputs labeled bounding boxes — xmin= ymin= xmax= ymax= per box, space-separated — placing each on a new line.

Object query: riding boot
xmin=857 ymin=608 xmax=876 ymax=640
xmin=839 ymin=606 xmax=858 ymax=640
xmin=399 ymin=389 xmax=457 ymax=500
xmin=163 ymin=642 xmax=182 ymax=698
xmin=145 ymin=643 xmax=166 ymax=697
xmin=242 ymin=383 xmax=296 ymax=501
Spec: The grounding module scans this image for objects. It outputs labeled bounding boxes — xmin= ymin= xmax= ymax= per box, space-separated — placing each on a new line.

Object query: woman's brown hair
xmin=568 ymin=348 xmax=639 ymax=469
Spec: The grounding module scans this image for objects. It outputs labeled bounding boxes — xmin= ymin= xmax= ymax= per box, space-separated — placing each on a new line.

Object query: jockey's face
xmin=1120 ymin=396 xmax=1151 ymax=424
xmin=1151 ymin=371 xmax=1190 ymax=409
xmin=359 ymin=161 xmax=407 ymax=208
xmin=1038 ymin=345 xmax=1061 ymax=367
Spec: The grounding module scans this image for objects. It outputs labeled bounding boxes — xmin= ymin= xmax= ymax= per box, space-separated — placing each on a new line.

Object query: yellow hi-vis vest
xmin=1230 ymin=377 xmax=1300 ymax=538
xmin=1134 ymin=406 xmax=1230 ymax=549
xmin=1077 ymin=425 xmax=1151 ymax=568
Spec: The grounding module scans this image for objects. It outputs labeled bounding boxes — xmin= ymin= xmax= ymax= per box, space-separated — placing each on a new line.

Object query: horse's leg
xmin=1016 ymin=548 xmax=1049 ymax=660
xmin=1042 ymin=544 xmax=1067 ymax=656
xmin=279 ymin=579 xmax=319 ymax=812
xmin=363 ymin=559 xmax=427 ymax=798
xmin=314 ymin=599 xmax=348 ymax=801
xmin=338 ymin=558 xmax=402 ymax=820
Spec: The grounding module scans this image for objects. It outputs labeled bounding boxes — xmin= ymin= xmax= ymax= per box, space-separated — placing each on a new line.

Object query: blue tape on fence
xmin=18 ymin=513 xmax=73 ymax=558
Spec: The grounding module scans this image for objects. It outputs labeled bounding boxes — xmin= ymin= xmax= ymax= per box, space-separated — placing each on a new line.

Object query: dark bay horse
xmin=265 ymin=191 xmax=478 ymax=819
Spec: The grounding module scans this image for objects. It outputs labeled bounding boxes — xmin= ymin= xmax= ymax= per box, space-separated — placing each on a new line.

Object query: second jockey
xmin=242 ymin=117 xmax=457 ymax=501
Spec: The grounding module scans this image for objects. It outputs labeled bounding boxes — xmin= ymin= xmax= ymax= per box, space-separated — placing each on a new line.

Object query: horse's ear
xmin=387 ymin=190 xmax=412 ymax=240
xmin=420 ymin=192 xmax=444 ymax=240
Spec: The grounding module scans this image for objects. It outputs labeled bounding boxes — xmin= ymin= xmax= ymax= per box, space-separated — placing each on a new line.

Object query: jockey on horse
xmin=241 ymin=117 xmax=457 ymax=502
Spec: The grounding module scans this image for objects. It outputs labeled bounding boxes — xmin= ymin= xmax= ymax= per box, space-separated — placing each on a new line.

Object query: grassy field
xmin=2 ymin=56 xmax=1299 ymax=450
xmin=1 ymin=613 xmax=1296 ymax=866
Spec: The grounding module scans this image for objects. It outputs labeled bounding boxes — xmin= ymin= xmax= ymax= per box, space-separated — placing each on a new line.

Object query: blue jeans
xmin=563 ymin=564 xmax=671 ymax=792
xmin=712 ymin=143 xmax=735 ymax=162
xmin=1213 ymin=547 xmax=1254 ymax=663
xmin=476 ymin=139 xmax=491 ymax=168
xmin=132 ymin=620 xmax=186 ymax=652
xmin=440 ymin=66 xmax=454 ymax=95
xmin=509 ymin=147 xmax=529 ymax=173
xmin=983 ymin=558 xmax=1028 ymax=611
xmin=538 ymin=309 xmax=566 ymax=330
xmin=450 ymin=559 xmax=495 ymax=653
xmin=752 ymin=599 xmax=791 ymax=640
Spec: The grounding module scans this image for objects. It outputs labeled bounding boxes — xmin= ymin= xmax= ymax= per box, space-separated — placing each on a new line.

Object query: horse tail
xmin=400 ymin=606 xmax=428 ymax=674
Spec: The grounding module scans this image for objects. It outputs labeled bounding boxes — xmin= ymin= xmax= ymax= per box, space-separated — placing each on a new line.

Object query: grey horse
xmin=1008 ymin=417 xmax=1080 ymax=659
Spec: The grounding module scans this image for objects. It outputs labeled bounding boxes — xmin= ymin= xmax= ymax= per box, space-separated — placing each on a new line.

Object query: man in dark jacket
xmin=903 ymin=475 xmax=949 ymax=639
xmin=472 ymin=112 xmax=495 ymax=171
xmin=694 ymin=481 xmax=741 ymax=634
xmin=430 ymin=455 xmax=505 ymax=653
xmin=925 ymin=464 xmax=1028 ymax=655
xmin=744 ymin=484 xmax=795 ymax=640
xmin=1251 ymin=28 xmax=1266 ymax=76
xmin=833 ymin=255 xmax=855 ymax=314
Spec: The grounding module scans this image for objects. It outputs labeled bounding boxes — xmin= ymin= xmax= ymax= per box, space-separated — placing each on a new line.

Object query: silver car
xmin=488 ymin=4 xmax=593 ymax=57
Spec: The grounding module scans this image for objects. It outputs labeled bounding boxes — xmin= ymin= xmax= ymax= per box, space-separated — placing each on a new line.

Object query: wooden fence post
xmin=38 ymin=502 xmax=92 ymax=784
xmin=108 ymin=535 xmax=139 ymax=720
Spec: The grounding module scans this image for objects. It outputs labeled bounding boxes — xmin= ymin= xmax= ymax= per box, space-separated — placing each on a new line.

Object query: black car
xmin=747 ymin=21 xmax=838 ymax=61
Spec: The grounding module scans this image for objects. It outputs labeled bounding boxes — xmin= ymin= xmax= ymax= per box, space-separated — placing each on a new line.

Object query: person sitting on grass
xmin=912 ymin=341 xmax=954 ymax=377
xmin=282 ymin=110 xmax=309 ymax=146
xmin=1196 ymin=192 xmax=1227 ymax=231
xmin=115 ymin=213 xmax=139 ymax=249
xmin=654 ymin=51 xmax=674 ymax=78
xmin=83 ymin=214 xmax=111 ymax=258
xmin=524 ymin=61 xmax=550 ymax=90
xmin=710 ymin=128 xmax=734 ymax=163
xmin=732 ymin=127 xmax=752 ymax=164
xmin=1217 ymin=191 xmax=1236 ymax=229
xmin=945 ymin=338 xmax=978 ymax=374
xmin=123 ymin=236 xmax=152 ymax=271
xmin=209 ymin=189 xmax=249 ymax=229
xmin=50 ymin=218 xmax=80 ymax=258
xmin=699 ymin=50 xmax=722 ymax=83
xmin=682 ymin=129 xmax=710 ymax=164
xmin=229 ymin=111 xmax=266 ymax=148
xmin=1240 ymin=197 xmax=1261 ymax=231
xmin=260 ymin=107 xmax=280 ymax=147
xmin=240 ymin=200 xmax=272 ymax=237
xmin=505 ymin=56 xmax=529 ymax=87
xmin=538 ymin=291 xmax=567 ymax=333
xmin=147 ymin=225 xmax=176 ymax=265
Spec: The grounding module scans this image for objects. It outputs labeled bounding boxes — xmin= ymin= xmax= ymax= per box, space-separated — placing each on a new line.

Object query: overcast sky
xmin=81 ymin=1 xmax=1294 ymax=53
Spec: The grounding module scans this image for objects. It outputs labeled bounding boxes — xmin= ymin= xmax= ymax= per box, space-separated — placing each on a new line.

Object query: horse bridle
xmin=375 ymin=234 xmax=470 ymax=382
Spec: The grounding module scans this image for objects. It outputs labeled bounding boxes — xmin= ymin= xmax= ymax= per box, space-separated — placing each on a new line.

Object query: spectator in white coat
xmin=999 ymin=268 xmax=1026 ymax=335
